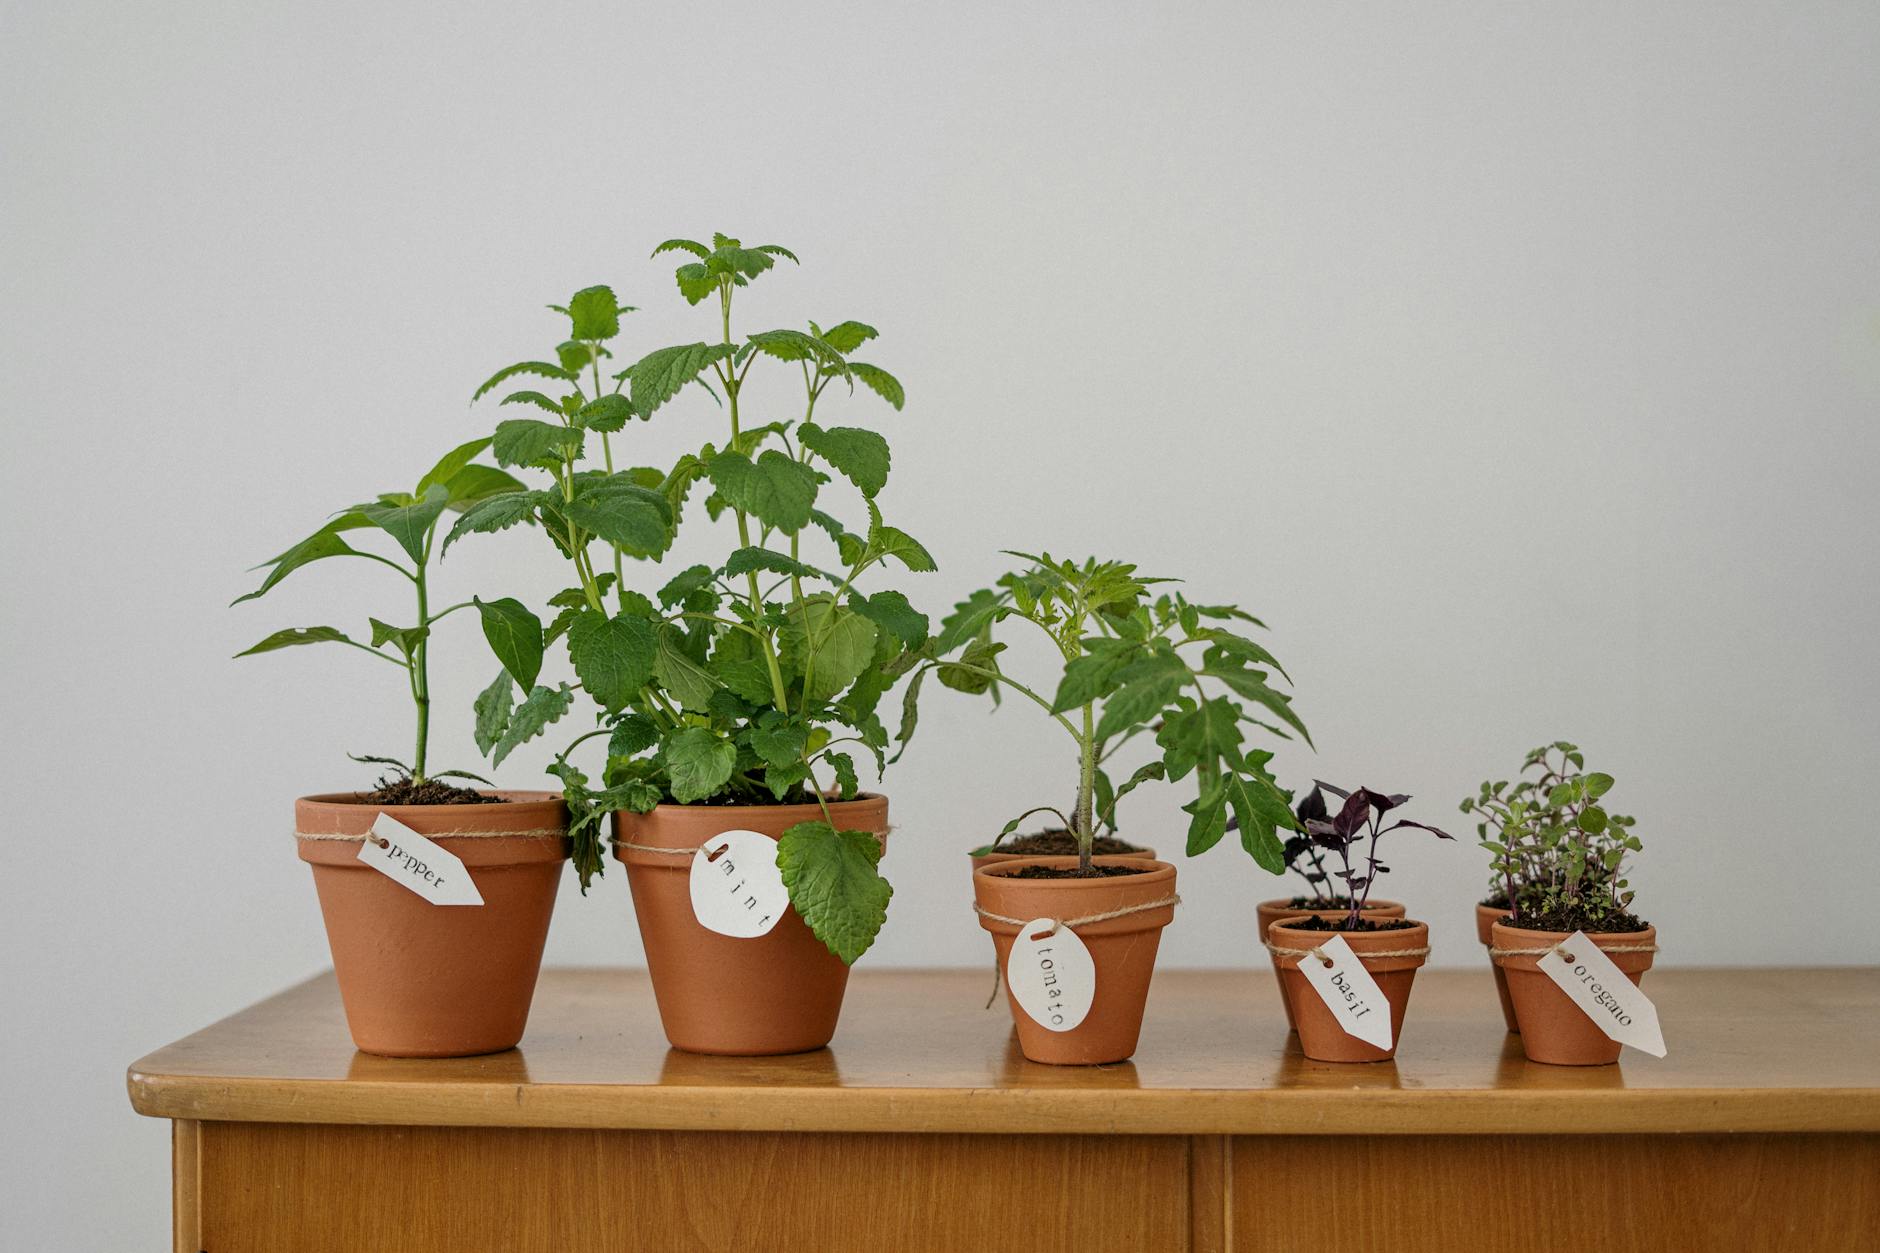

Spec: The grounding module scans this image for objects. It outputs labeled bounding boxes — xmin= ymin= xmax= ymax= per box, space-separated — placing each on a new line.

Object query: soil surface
xmin=358 ymin=776 xmax=500 ymax=806
xmin=1006 ymin=863 xmax=1155 ymax=880
xmin=980 ymin=830 xmax=1146 ymax=857
xmin=1505 ymin=904 xmax=1651 ymax=934
xmin=1286 ymin=894 xmax=1356 ymax=909
xmin=1282 ymin=914 xmax=1418 ymax=932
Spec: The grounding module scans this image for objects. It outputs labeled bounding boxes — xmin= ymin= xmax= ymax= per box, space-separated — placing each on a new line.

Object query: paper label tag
xmin=356 ymin=814 xmax=484 ymax=906
xmin=1006 ymin=918 xmax=1095 ymax=1032
xmin=1293 ymin=934 xmax=1394 ymax=1050
xmin=689 ymin=830 xmax=789 ymax=938
xmin=1535 ymin=930 xmax=1666 ymax=1057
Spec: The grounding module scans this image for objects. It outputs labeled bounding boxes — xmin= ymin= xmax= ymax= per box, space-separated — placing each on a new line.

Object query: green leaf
xmin=1051 ymin=647 xmax=1133 ymax=714
xmin=575 ymin=393 xmax=635 ymax=433
xmin=750 ymin=717 xmax=808 ymax=768
xmin=568 ymin=285 xmax=622 ymax=340
xmin=472 ymin=672 xmax=513 ymax=756
xmin=848 ymin=362 xmax=904 ymax=410
xmin=848 ymin=590 xmax=927 ymax=646
xmin=723 ymin=547 xmax=830 ymax=581
xmin=472 ymin=361 xmax=575 ymax=403
xmin=499 ymin=389 xmax=569 ymax=416
xmin=491 ymin=683 xmax=573 ymax=766
xmin=565 ymin=482 xmax=672 ymax=558
xmin=492 ymin=418 xmax=582 ymax=469
xmin=665 ymin=727 xmax=737 ymax=803
xmin=624 ymin=342 xmax=736 ymax=416
xmin=440 ymin=463 xmax=526 ymax=508
xmin=746 ymin=327 xmax=847 ymax=370
xmin=826 ymin=751 xmax=859 ymax=800
xmin=1200 ymin=662 xmax=1313 ymax=747
xmin=1578 ymin=806 xmax=1609 ymax=834
xmin=673 ymin=263 xmax=717 ymax=305
xmin=654 ymin=627 xmax=719 ymax=711
xmin=1583 ymin=772 xmax=1615 ymax=798
xmin=233 ymin=626 xmax=358 ymax=657
xmin=608 ymin=714 xmax=659 ymax=758
xmin=781 ymin=598 xmax=878 ymax=701
xmin=441 ymin=490 xmax=543 ymax=553
xmin=658 ymin=564 xmax=716 ymax=608
xmin=415 ymin=437 xmax=493 ymax=497
xmin=892 ymin=665 xmax=928 ymax=760
xmin=475 ymin=596 xmax=544 ymax=691
xmin=775 ymin=821 xmax=892 ymax=964
xmin=1224 ymin=771 xmax=1287 ymax=873
xmin=1097 ymin=673 xmax=1187 ymax=742
xmin=866 ymin=523 xmax=935 ymax=572
xmin=359 ymin=483 xmax=450 ymax=565
xmin=707 ymin=450 xmax=818 ymax=534
xmin=1184 ymin=777 xmax=1229 ymax=856
xmin=764 ymin=760 xmax=811 ymax=801
xmin=798 ymin=423 xmax=890 ymax=498
xmin=232 ymin=515 xmax=375 ymax=604
xmin=818 ymin=321 xmax=878 ymax=354
xmin=652 ymin=238 xmax=709 ymax=259
xmin=567 ymin=611 xmax=657 ymax=712
xmin=367 ymin=617 xmax=428 ymax=659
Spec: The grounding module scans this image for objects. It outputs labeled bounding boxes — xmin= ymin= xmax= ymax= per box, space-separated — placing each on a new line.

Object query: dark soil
xmin=357 ymin=776 xmax=500 ymax=806
xmin=979 ymin=830 xmax=1147 ymax=857
xmin=1006 ymin=863 xmax=1155 ymax=880
xmin=1506 ymin=903 xmax=1650 ymax=934
xmin=1282 ymin=914 xmax=1418 ymax=933
xmin=1286 ymin=894 xmax=1356 ymax=909
xmin=1481 ymin=891 xmax=1512 ymax=909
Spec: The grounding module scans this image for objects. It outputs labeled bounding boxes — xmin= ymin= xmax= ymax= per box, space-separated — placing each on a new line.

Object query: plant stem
xmin=719 ymin=284 xmax=791 ymax=716
xmin=412 ymin=556 xmax=431 ymax=781
xmin=1075 ymin=703 xmax=1096 ymax=873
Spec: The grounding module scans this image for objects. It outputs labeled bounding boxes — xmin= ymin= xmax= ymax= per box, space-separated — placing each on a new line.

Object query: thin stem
xmin=1075 ymin=702 xmax=1096 ymax=873
xmin=412 ymin=553 xmax=431 ymax=781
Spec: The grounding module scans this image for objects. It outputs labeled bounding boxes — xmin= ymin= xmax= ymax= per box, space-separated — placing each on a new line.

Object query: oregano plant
xmin=234 ymin=440 xmax=526 ymax=799
xmin=912 ymin=554 xmax=1307 ymax=874
xmin=1461 ymin=741 xmax=1644 ymax=930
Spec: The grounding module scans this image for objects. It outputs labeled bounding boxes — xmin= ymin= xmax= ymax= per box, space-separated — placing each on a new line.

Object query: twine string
xmin=1264 ymin=940 xmax=1431 ymax=967
xmin=972 ymin=894 xmax=1182 ymax=931
xmin=1488 ymin=943 xmax=1659 ymax=959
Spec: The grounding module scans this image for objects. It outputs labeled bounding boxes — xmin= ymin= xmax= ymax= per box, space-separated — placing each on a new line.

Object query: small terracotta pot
xmin=615 ymin=794 xmax=889 ymax=1056
xmin=973 ymin=856 xmax=1178 ymax=1065
xmin=1256 ymin=898 xmax=1405 ymax=1030
xmin=295 ymin=791 xmax=570 ymax=1058
xmin=1475 ymin=903 xmax=1520 ymax=1033
xmin=1491 ymin=921 xmax=1658 ymax=1065
xmin=1268 ymin=917 xmax=1429 ymax=1062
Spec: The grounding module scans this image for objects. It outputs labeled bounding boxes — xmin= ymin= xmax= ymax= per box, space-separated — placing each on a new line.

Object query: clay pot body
xmin=1269 ymin=918 xmax=1429 ymax=1062
xmin=1475 ymin=903 xmax=1520 ymax=1033
xmin=973 ymin=857 xmax=1178 ymax=1065
xmin=295 ymin=791 xmax=570 ymax=1058
xmin=615 ymin=794 xmax=889 ymax=1056
xmin=1256 ymin=898 xmax=1405 ymax=1030
xmin=1492 ymin=921 xmax=1658 ymax=1065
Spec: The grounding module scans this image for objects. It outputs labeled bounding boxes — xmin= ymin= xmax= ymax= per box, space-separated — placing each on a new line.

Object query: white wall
xmin=4 ymin=2 xmax=1878 ymax=1247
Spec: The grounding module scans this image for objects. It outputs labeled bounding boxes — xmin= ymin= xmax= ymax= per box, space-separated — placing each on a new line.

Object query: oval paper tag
xmin=1006 ymin=918 xmax=1095 ymax=1032
xmin=689 ymin=830 xmax=788 ymax=939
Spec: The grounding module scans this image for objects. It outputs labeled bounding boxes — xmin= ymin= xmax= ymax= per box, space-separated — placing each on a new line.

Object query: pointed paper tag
xmin=689 ymin=830 xmax=789 ymax=939
xmin=1006 ymin=918 xmax=1096 ymax=1033
xmin=1535 ymin=930 xmax=1666 ymax=1057
xmin=356 ymin=813 xmax=484 ymax=906
xmin=1293 ymin=934 xmax=1394 ymax=1050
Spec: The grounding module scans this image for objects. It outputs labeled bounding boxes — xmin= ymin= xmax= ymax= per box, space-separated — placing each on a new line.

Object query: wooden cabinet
xmin=130 ymin=968 xmax=1880 ymax=1252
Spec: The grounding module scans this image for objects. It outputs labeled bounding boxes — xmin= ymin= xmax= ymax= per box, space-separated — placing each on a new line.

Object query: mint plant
xmin=234 ymin=441 xmax=526 ymax=800
xmin=913 ymin=554 xmax=1306 ymax=875
xmin=1294 ymin=782 xmax=1453 ymax=928
xmin=1461 ymin=742 xmax=1644 ymax=930
xmin=456 ymin=237 xmax=925 ymax=965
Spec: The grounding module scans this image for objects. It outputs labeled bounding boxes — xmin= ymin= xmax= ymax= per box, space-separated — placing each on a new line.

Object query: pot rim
xmin=972 ymin=856 xmax=1178 ymax=936
xmin=1266 ymin=917 xmax=1431 ymax=970
xmin=1488 ymin=920 xmax=1658 ymax=970
xmin=1256 ymin=896 xmax=1405 ymax=914
xmin=297 ymin=788 xmax=566 ymax=812
xmin=973 ymin=854 xmax=1176 ymax=884
xmin=619 ymin=791 xmax=887 ymax=818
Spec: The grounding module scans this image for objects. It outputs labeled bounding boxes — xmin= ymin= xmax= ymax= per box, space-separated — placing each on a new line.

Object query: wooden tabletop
xmin=127 ymin=967 xmax=1880 ymax=1136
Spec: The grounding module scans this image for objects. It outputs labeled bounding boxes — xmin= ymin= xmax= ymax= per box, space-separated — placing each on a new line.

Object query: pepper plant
xmin=234 ymin=440 xmax=526 ymax=795
xmin=1293 ymin=782 xmax=1454 ymax=928
xmin=1461 ymin=742 xmax=1643 ymax=928
xmin=456 ymin=237 xmax=926 ymax=965
xmin=911 ymin=554 xmax=1307 ymax=874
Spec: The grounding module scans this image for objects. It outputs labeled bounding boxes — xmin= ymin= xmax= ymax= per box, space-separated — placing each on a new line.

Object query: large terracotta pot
xmin=1256 ymin=898 xmax=1405 ymax=1030
xmin=1491 ymin=921 xmax=1658 ymax=1065
xmin=973 ymin=856 xmax=1178 ymax=1065
xmin=614 ymin=794 xmax=889 ymax=1056
xmin=295 ymin=791 xmax=570 ymax=1058
xmin=1475 ymin=903 xmax=1519 ymax=1033
xmin=1268 ymin=917 xmax=1429 ymax=1063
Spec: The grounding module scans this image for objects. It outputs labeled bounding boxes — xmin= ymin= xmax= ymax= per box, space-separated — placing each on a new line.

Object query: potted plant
xmin=458 ymin=238 xmax=925 ymax=1055
xmin=1257 ymin=785 xmax=1407 ymax=1030
xmin=235 ymin=442 xmax=571 ymax=1057
xmin=1468 ymin=744 xmax=1655 ymax=1064
xmin=916 ymin=554 xmax=1305 ymax=1064
xmin=1265 ymin=783 xmax=1451 ymax=1062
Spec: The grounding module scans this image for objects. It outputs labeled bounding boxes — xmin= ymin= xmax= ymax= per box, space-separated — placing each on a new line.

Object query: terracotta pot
xmin=1491 ymin=921 xmax=1658 ymax=1065
xmin=1475 ymin=903 xmax=1520 ymax=1033
xmin=1256 ymin=898 xmax=1405 ymax=1031
xmin=295 ymin=791 xmax=570 ymax=1058
xmin=614 ymin=794 xmax=889 ymax=1056
xmin=1268 ymin=917 xmax=1429 ymax=1062
xmin=973 ymin=856 xmax=1179 ymax=1065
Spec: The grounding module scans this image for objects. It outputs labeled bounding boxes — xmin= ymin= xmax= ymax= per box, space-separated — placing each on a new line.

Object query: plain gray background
xmin=5 ymin=2 xmax=1879 ymax=1246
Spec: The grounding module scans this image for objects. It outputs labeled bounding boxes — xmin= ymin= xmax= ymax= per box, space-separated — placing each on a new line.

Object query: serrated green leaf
xmin=1184 ymin=777 xmax=1229 ymax=856
xmin=781 ymin=597 xmax=877 ymax=701
xmin=568 ymin=285 xmax=621 ymax=341
xmin=472 ymin=361 xmax=576 ymax=403
xmin=492 ymin=418 xmax=582 ymax=469
xmin=776 ymin=820 xmax=891 ymax=964
xmin=707 ymin=450 xmax=819 ymax=534
xmin=491 ymin=683 xmax=573 ymax=766
xmin=750 ymin=717 xmax=808 ymax=768
xmin=624 ymin=342 xmax=736 ymax=415
xmin=498 ymin=389 xmax=569 ymax=416
xmin=567 ymin=611 xmax=657 ymax=712
xmin=658 ymin=564 xmax=716 ymax=608
xmin=575 ymin=393 xmax=635 ymax=433
xmin=607 ymin=714 xmax=659 ymax=759
xmin=654 ymin=626 xmax=719 ymax=711
xmin=866 ymin=523 xmax=935 ymax=572
xmin=1225 ymin=771 xmax=1286 ymax=873
xmin=665 ymin=727 xmax=737 ymax=803
xmin=1200 ymin=662 xmax=1312 ymax=747
xmin=826 ymin=751 xmax=859 ymax=800
xmin=475 ymin=596 xmax=544 ymax=691
xmin=440 ymin=463 xmax=526 ymax=508
xmin=848 ymin=590 xmax=927 ymax=646
xmin=723 ymin=546 xmax=830 ymax=581
xmin=473 ymin=671 xmax=513 ymax=755
xmin=652 ymin=238 xmax=709 ymax=259
xmin=441 ymin=490 xmax=543 ymax=553
xmin=818 ymin=321 xmax=878 ymax=354
xmin=848 ymin=362 xmax=904 ymax=410
xmin=798 ymin=423 xmax=890 ymax=498
xmin=565 ymin=481 xmax=672 ymax=558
